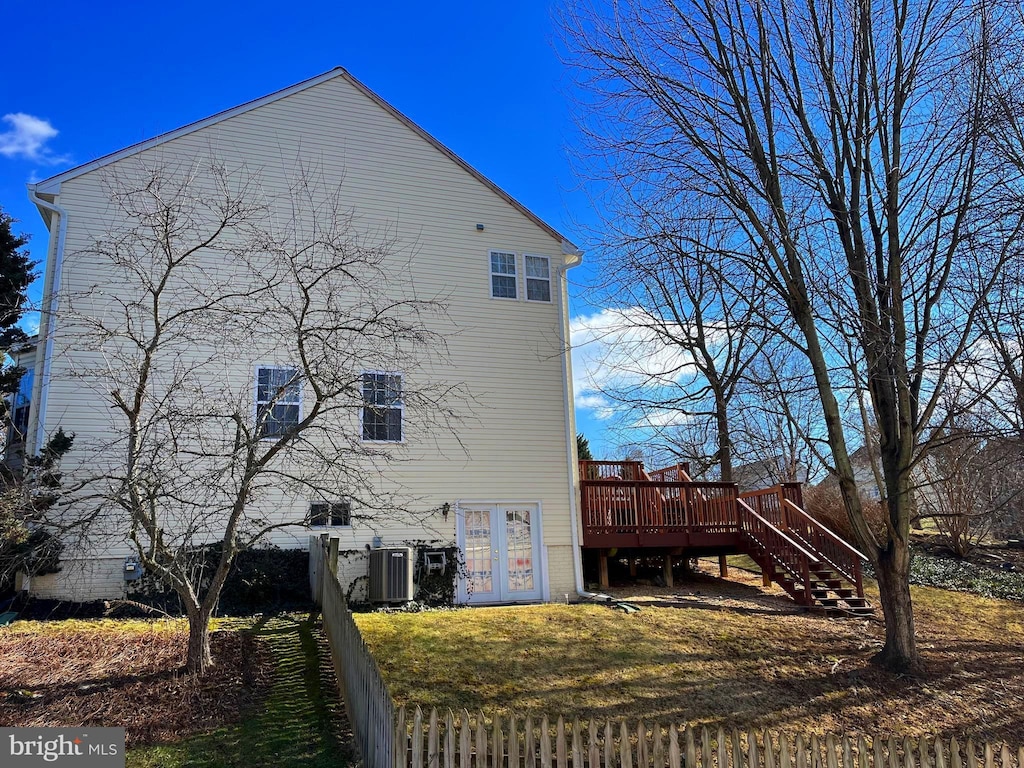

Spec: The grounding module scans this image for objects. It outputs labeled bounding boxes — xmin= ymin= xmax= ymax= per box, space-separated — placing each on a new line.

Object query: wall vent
xmin=368 ymin=547 xmax=415 ymax=603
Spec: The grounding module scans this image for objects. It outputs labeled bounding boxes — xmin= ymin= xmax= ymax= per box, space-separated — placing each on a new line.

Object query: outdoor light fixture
xmin=440 ymin=502 xmax=451 ymax=519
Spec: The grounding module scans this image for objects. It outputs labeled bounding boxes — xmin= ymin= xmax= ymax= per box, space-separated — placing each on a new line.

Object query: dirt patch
xmin=602 ymin=560 xmax=807 ymax=616
xmin=0 ymin=622 xmax=272 ymax=746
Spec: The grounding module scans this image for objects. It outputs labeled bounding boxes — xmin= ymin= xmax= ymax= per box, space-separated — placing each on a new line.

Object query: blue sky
xmin=0 ymin=0 xmax=628 ymax=457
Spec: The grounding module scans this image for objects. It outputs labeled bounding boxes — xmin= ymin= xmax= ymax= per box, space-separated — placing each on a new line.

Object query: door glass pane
xmin=505 ymin=509 xmax=534 ymax=592
xmin=465 ymin=510 xmax=493 ymax=594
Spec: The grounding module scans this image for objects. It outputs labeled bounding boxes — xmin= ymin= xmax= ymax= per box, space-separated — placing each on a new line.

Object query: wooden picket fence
xmin=397 ymin=711 xmax=1024 ymax=768
xmin=312 ymin=534 xmax=396 ymax=768
xmin=309 ymin=536 xmax=1021 ymax=768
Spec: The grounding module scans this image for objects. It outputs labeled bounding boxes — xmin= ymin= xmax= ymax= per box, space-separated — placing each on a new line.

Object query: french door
xmin=458 ymin=503 xmax=543 ymax=603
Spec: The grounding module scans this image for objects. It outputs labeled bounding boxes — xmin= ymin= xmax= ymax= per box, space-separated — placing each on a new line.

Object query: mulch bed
xmin=0 ymin=625 xmax=273 ymax=746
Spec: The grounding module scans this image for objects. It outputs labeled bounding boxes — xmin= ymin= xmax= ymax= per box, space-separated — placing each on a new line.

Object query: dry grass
xmin=355 ymin=569 xmax=1024 ymax=745
xmin=0 ymin=613 xmax=355 ymax=767
xmin=0 ymin=617 xmax=270 ymax=746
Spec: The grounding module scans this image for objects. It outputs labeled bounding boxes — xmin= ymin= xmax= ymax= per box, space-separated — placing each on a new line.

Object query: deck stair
xmin=579 ymin=460 xmax=874 ymax=617
xmin=737 ymin=485 xmax=874 ymax=616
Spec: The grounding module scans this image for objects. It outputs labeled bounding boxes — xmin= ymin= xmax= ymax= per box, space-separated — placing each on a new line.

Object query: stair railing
xmin=736 ymin=498 xmax=820 ymax=606
xmin=646 ymin=463 xmax=692 ymax=483
xmin=780 ymin=498 xmax=867 ymax=597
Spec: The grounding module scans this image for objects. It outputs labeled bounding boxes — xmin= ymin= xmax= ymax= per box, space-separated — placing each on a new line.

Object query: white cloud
xmin=569 ymin=306 xmax=698 ymax=420
xmin=19 ymin=313 xmax=40 ymax=337
xmin=575 ymin=393 xmax=617 ymax=421
xmin=0 ymin=113 xmax=68 ymax=164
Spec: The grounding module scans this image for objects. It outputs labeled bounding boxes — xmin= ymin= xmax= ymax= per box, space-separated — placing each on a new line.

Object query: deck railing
xmin=781 ymin=498 xmax=866 ymax=595
xmin=579 ymin=460 xmax=647 ymax=481
xmin=580 ymin=466 xmax=740 ymax=546
xmin=646 ymin=462 xmax=692 ymax=482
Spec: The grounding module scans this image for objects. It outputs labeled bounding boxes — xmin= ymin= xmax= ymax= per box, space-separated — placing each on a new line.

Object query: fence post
xmin=318 ymin=533 xmax=330 ymax=608
xmin=329 ymin=537 xmax=340 ymax=575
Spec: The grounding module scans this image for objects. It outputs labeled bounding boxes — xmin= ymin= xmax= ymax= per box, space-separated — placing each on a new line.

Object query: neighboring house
xmin=820 ymin=445 xmax=884 ymax=501
xmin=732 ymin=456 xmax=806 ymax=494
xmin=19 ymin=68 xmax=584 ymax=604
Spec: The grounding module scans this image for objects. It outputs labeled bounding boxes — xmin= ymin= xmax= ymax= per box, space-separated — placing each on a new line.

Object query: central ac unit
xmin=368 ymin=547 xmax=415 ymax=603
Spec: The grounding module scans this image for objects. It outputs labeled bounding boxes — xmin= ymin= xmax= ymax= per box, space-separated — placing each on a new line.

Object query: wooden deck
xmin=580 ymin=460 xmax=751 ymax=549
xmin=578 ymin=461 xmax=872 ymax=616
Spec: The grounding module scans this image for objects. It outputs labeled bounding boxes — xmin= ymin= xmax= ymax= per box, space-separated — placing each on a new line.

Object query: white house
xmin=20 ymin=68 xmax=585 ymax=605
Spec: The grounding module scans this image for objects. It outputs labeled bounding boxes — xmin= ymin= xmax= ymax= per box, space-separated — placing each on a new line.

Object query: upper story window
xmin=362 ymin=372 xmax=403 ymax=442
xmin=490 ymin=251 xmax=517 ymax=299
xmin=525 ymin=255 xmax=551 ymax=302
xmin=310 ymin=500 xmax=351 ymax=527
xmin=255 ymin=366 xmax=301 ymax=439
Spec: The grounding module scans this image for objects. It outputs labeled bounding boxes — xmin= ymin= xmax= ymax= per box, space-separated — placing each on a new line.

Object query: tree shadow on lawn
xmin=525 ymin=639 xmax=1024 ymax=743
xmin=375 ymin=605 xmax=1024 ymax=746
xmin=133 ymin=612 xmax=356 ymax=768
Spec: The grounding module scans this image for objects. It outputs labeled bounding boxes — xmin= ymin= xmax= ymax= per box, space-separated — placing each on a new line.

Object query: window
xmin=362 ymin=372 xmax=403 ymax=442
xmin=255 ymin=366 xmax=301 ymax=439
xmin=8 ymin=367 xmax=33 ymax=443
xmin=490 ymin=251 xmax=517 ymax=299
xmin=310 ymin=500 xmax=351 ymax=527
xmin=525 ymin=255 xmax=551 ymax=302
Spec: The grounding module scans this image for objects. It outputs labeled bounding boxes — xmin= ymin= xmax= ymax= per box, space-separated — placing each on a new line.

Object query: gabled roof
xmin=32 ymin=67 xmax=577 ymax=251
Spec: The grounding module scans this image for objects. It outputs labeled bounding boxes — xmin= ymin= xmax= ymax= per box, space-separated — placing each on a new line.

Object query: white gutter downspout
xmin=557 ymin=242 xmax=608 ymax=602
xmin=26 ymin=185 xmax=68 ymax=457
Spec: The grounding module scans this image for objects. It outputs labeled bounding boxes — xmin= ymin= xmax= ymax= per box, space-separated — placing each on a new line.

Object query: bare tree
xmin=565 ymin=0 xmax=1024 ymax=669
xmin=978 ymin=247 xmax=1024 ymax=441
xmin=915 ymin=390 xmax=1024 ymax=556
xmin=585 ymin=218 xmax=768 ymax=481
xmin=730 ymin=343 xmax=828 ymax=488
xmin=916 ymin=428 xmax=1021 ymax=557
xmin=59 ymin=155 xmax=461 ymax=673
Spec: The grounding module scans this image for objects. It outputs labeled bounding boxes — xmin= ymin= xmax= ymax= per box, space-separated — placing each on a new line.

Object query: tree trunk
xmin=185 ymin=606 xmax=213 ymax=674
xmin=716 ymin=397 xmax=733 ymax=482
xmin=872 ymin=542 xmax=918 ymax=671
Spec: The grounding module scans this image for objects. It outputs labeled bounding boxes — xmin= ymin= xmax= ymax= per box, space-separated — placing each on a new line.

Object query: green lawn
xmin=129 ymin=614 xmax=352 ymax=768
xmin=355 ymin=578 xmax=1024 ymax=745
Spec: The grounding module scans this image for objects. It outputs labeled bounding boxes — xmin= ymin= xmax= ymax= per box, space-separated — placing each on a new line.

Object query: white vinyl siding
xmin=490 ymin=251 xmax=517 ymax=299
xmin=33 ymin=72 xmax=577 ymax=602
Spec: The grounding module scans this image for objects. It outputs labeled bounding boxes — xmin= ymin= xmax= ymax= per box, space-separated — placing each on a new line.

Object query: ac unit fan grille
xmin=368 ymin=547 xmax=414 ymax=603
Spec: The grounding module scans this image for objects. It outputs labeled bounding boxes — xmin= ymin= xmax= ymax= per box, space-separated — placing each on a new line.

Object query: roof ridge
xmin=31 ymin=67 xmax=575 ymax=249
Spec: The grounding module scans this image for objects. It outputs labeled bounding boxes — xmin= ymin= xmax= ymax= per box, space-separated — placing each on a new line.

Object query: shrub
xmin=802 ymin=483 xmax=887 ymax=547
xmin=127 ymin=544 xmax=312 ymax=615
xmin=909 ymin=553 xmax=1024 ymax=602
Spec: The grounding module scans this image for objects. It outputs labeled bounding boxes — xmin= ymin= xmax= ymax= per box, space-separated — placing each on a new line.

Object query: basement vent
xmin=368 ymin=547 xmax=415 ymax=603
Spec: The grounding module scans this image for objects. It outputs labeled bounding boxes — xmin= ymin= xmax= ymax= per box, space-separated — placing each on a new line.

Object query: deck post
xmin=718 ymin=555 xmax=729 ymax=578
xmin=628 ymin=557 xmax=637 ymax=578
xmin=662 ymin=554 xmax=674 ymax=588
xmin=599 ymin=550 xmax=609 ymax=588
xmin=761 ymin=558 xmax=772 ymax=587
